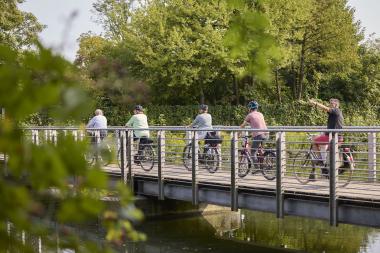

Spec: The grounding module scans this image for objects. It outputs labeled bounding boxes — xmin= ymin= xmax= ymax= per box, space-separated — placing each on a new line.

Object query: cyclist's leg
xmin=313 ymin=134 xmax=329 ymax=162
xmin=251 ymin=135 xmax=265 ymax=163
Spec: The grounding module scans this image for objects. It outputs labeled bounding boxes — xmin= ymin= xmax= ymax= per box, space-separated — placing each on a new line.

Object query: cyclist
xmin=189 ymin=104 xmax=213 ymax=140
xmin=87 ymin=109 xmax=107 ymax=143
xmin=240 ymin=100 xmax=268 ymax=164
xmin=125 ymin=105 xmax=150 ymax=164
xmin=308 ymin=98 xmax=344 ymax=171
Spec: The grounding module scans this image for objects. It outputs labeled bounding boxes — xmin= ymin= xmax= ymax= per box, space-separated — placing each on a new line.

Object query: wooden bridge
xmin=22 ymin=126 xmax=380 ymax=228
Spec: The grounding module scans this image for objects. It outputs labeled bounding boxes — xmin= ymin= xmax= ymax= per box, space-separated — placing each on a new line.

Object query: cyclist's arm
xmin=189 ymin=116 xmax=199 ymax=128
xmin=125 ymin=116 xmax=135 ymax=127
xmin=309 ymin=99 xmax=330 ymax=112
xmin=240 ymin=121 xmax=248 ymax=128
xmin=87 ymin=117 xmax=95 ymax=128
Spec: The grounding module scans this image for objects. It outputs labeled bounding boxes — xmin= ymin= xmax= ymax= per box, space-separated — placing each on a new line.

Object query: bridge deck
xmin=103 ymin=163 xmax=380 ymax=202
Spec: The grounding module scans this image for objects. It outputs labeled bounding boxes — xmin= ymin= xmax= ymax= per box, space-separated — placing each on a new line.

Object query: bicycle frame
xmin=241 ymin=136 xmax=264 ymax=171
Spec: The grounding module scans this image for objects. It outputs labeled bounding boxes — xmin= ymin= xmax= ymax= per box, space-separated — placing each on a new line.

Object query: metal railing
xmin=11 ymin=126 xmax=380 ymax=226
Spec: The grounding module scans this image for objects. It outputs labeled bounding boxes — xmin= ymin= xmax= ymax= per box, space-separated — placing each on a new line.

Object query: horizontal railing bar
xmin=22 ymin=126 xmax=380 ymax=133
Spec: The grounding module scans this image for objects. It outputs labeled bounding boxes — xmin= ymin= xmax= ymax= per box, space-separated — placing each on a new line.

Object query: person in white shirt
xmin=87 ymin=109 xmax=107 ymax=142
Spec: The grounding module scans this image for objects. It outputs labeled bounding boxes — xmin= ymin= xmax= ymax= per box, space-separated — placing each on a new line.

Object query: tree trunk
xmin=297 ymin=35 xmax=306 ymax=100
xmin=200 ymin=86 xmax=205 ymax=104
xmin=275 ymin=68 xmax=282 ymax=104
xmin=233 ymin=75 xmax=239 ymax=105
xmin=291 ymin=61 xmax=297 ymax=99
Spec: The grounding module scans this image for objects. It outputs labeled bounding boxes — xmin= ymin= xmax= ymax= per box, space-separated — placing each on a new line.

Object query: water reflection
xmin=9 ymin=209 xmax=380 ymax=253
xmin=219 ymin=210 xmax=380 ymax=253
xmin=127 ymin=209 xmax=380 ymax=253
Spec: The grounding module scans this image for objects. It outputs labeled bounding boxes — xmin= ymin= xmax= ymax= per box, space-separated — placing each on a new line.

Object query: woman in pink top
xmin=240 ymin=101 xmax=268 ymax=162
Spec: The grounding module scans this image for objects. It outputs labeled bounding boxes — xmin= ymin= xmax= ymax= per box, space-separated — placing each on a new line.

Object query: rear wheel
xmin=182 ymin=144 xmax=201 ymax=171
xmin=292 ymin=151 xmax=315 ymax=184
xmin=205 ymin=147 xmax=220 ymax=173
xmin=261 ymin=151 xmax=276 ymax=180
xmin=139 ymin=145 xmax=155 ymax=171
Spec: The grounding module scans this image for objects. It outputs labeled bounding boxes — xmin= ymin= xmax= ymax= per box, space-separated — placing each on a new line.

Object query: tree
xmin=269 ymin=0 xmax=361 ymax=100
xmin=0 ymin=0 xmax=44 ymax=49
xmin=123 ymin=0 xmax=235 ymax=104
xmin=92 ymin=0 xmax=134 ymax=41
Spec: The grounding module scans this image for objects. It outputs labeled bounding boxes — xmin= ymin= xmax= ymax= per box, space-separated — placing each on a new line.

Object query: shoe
xmin=309 ymin=173 xmax=316 ymax=181
xmin=321 ymin=168 xmax=329 ymax=179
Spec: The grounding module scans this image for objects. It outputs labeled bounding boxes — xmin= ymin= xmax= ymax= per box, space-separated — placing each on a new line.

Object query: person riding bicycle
xmin=308 ymin=98 xmax=344 ymax=171
xmin=125 ymin=105 xmax=150 ymax=164
xmin=87 ymin=109 xmax=107 ymax=144
xmin=189 ymin=104 xmax=213 ymax=140
xmin=240 ymin=101 xmax=268 ymax=164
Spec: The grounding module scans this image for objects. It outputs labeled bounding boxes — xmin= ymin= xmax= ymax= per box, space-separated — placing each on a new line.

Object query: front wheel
xmin=261 ymin=151 xmax=276 ymax=180
xmin=292 ymin=151 xmax=315 ymax=184
xmin=238 ymin=153 xmax=251 ymax=178
xmin=182 ymin=144 xmax=201 ymax=171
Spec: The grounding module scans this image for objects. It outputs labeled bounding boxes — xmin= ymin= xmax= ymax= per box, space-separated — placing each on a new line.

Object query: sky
xmin=19 ymin=0 xmax=380 ymax=62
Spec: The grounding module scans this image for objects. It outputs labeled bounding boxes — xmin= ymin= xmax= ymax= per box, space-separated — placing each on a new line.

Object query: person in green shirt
xmin=125 ymin=105 xmax=150 ymax=164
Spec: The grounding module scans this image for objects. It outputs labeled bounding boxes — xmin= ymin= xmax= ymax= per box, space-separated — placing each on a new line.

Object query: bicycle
xmin=237 ymin=136 xmax=276 ymax=180
xmin=85 ymin=134 xmax=112 ymax=166
xmin=291 ymin=134 xmax=355 ymax=187
xmin=182 ymin=132 xmax=222 ymax=173
xmin=117 ymin=136 xmax=155 ymax=171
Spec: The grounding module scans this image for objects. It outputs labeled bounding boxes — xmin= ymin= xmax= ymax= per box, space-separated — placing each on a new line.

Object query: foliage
xmin=75 ymin=0 xmax=379 ymax=116
xmin=224 ymin=0 xmax=280 ymax=80
xmin=0 ymin=0 xmax=44 ymax=49
xmin=82 ymin=103 xmax=380 ymax=127
xmin=0 ymin=44 xmax=144 ymax=252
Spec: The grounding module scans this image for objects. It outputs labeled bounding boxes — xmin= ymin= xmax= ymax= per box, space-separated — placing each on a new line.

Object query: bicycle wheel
xmin=261 ymin=151 xmax=276 ymax=181
xmin=238 ymin=153 xmax=251 ymax=178
xmin=292 ymin=151 xmax=315 ymax=184
xmin=139 ymin=145 xmax=155 ymax=171
xmin=85 ymin=150 xmax=95 ymax=165
xmin=339 ymin=152 xmax=354 ymax=187
xmin=182 ymin=144 xmax=192 ymax=171
xmin=205 ymin=147 xmax=220 ymax=173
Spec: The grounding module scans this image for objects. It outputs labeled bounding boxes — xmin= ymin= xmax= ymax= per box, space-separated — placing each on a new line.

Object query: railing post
xmin=329 ymin=132 xmax=339 ymax=226
xmin=95 ymin=130 xmax=100 ymax=163
xmin=368 ymin=132 xmax=377 ymax=182
xmin=72 ymin=130 xmax=78 ymax=142
xmin=276 ymin=132 xmax=286 ymax=218
xmin=185 ymin=131 xmax=192 ymax=145
xmin=127 ymin=130 xmax=134 ymax=192
xmin=79 ymin=130 xmax=85 ymax=141
xmin=158 ymin=130 xmax=165 ymax=200
xmin=119 ymin=130 xmax=127 ymax=185
xmin=52 ymin=130 xmax=57 ymax=146
xmin=32 ymin=130 xmax=40 ymax=145
xmin=44 ymin=129 xmax=49 ymax=144
xmin=231 ymin=131 xmax=238 ymax=211
xmin=191 ymin=130 xmax=199 ymax=205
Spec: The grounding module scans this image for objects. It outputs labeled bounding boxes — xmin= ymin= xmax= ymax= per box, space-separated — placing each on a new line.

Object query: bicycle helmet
xmin=247 ymin=100 xmax=259 ymax=110
xmin=199 ymin=104 xmax=208 ymax=111
xmin=134 ymin=105 xmax=143 ymax=111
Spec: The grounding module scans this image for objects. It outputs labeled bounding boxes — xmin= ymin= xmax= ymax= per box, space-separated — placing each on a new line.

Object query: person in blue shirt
xmin=87 ymin=109 xmax=107 ymax=142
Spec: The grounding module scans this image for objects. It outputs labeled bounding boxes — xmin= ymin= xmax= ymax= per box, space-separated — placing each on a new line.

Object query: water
xmin=122 ymin=210 xmax=380 ymax=253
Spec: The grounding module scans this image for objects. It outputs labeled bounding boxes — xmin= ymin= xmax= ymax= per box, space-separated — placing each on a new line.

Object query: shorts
xmin=313 ymin=134 xmax=343 ymax=145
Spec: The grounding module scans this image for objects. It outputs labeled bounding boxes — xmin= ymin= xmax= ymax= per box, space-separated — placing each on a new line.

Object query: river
xmin=121 ymin=209 xmax=380 ymax=253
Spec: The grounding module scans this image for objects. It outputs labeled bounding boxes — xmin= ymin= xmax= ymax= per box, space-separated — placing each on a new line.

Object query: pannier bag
xmin=205 ymin=131 xmax=223 ymax=146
